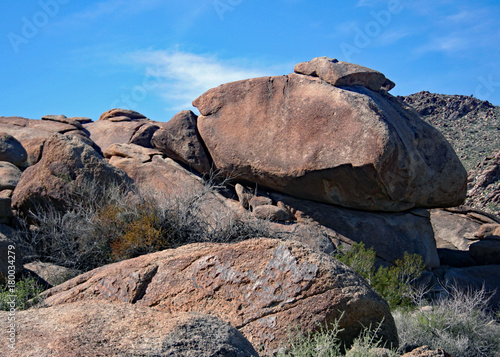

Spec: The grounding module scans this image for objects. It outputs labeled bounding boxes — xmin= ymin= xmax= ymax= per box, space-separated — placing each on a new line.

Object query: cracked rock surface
xmin=42 ymin=238 xmax=398 ymax=355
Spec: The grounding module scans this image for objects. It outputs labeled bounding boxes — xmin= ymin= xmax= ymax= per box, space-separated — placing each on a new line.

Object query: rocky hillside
xmin=400 ymin=91 xmax=500 ymax=217
xmin=399 ymin=91 xmax=499 ymax=172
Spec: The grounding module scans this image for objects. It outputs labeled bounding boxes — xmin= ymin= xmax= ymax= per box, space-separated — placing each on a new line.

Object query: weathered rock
xmin=130 ymin=123 xmax=160 ymax=148
xmin=151 ymin=110 xmax=212 ymax=174
xmin=42 ymin=238 xmax=398 ymax=354
xmin=402 ymin=346 xmax=450 ymax=357
xmin=99 ymin=108 xmax=147 ymax=121
xmin=194 ymin=71 xmax=466 ymax=212
xmin=0 ymin=301 xmax=259 ymax=357
xmin=294 ymin=57 xmax=391 ymax=92
xmin=0 ymin=132 xmax=27 ymax=167
xmin=104 ymin=143 xmax=163 ymax=163
xmin=0 ymin=224 xmax=22 ymax=284
xmin=0 ymin=116 xmax=85 ymax=165
xmin=252 ymin=204 xmax=291 ymax=221
xmin=474 ymin=223 xmax=500 ymax=239
xmin=469 ymin=239 xmax=500 ymax=265
xmin=430 ymin=209 xmax=482 ymax=251
xmin=271 ymin=192 xmax=440 ymax=268
xmin=249 ymin=195 xmax=273 ymax=209
xmin=437 ymin=248 xmax=476 ymax=268
xmin=0 ymin=162 xmax=22 ymax=190
xmin=24 ymin=261 xmax=81 ymax=287
xmin=11 ymin=134 xmax=133 ymax=215
xmin=42 ymin=114 xmax=84 ymax=129
xmin=235 ymin=183 xmax=252 ymax=209
xmin=67 ymin=116 xmax=92 ymax=123
xmin=83 ymin=119 xmax=149 ymax=151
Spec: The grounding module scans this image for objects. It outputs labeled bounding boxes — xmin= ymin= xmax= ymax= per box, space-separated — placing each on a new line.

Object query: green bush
xmin=0 ymin=277 xmax=45 ymax=311
xmin=393 ymin=285 xmax=500 ymax=357
xmin=334 ymin=242 xmax=425 ymax=309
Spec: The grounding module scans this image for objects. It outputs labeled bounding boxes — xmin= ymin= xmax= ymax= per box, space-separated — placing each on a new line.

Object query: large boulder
xmin=42 ymin=238 xmax=398 ymax=354
xmin=151 ymin=110 xmax=212 ymax=174
xmin=193 ymin=63 xmax=466 ymax=212
xmin=0 ymin=116 xmax=86 ymax=165
xmin=83 ymin=108 xmax=164 ymax=151
xmin=0 ymin=132 xmax=27 ymax=167
xmin=0 ymin=162 xmax=22 ymax=190
xmin=11 ymin=134 xmax=133 ymax=215
xmin=1 ymin=301 xmax=259 ymax=357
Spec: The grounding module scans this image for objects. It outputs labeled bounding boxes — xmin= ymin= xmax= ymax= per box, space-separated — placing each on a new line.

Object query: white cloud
xmin=128 ymin=50 xmax=268 ymax=111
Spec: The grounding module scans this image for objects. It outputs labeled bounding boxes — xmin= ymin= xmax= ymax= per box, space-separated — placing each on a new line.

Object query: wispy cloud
xmin=128 ymin=50 xmax=268 ymax=111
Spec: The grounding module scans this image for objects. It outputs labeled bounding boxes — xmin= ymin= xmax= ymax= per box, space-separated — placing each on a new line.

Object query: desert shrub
xmin=275 ymin=319 xmax=398 ymax=357
xmin=275 ymin=321 xmax=343 ymax=357
xmin=334 ymin=242 xmax=425 ymax=309
xmin=393 ymin=285 xmax=500 ymax=357
xmin=14 ymin=176 xmax=270 ymax=271
xmin=0 ymin=276 xmax=44 ymax=311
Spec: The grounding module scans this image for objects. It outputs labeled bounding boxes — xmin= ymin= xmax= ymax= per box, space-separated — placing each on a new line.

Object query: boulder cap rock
xmin=294 ymin=56 xmax=394 ymax=91
xmin=194 ymin=73 xmax=466 ymax=212
xmin=99 ymin=108 xmax=147 ymax=121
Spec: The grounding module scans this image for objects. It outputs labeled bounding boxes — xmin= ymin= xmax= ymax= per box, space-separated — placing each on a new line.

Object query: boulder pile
xmin=0 ymin=57 xmax=496 ymax=355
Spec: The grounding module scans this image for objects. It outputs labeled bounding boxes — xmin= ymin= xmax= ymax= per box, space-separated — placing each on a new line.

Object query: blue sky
xmin=1 ymin=0 xmax=499 ymax=122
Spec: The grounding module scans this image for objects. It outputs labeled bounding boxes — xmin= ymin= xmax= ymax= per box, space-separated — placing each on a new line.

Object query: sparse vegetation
xmin=334 ymin=242 xmax=425 ymax=309
xmin=0 ymin=276 xmax=44 ymax=311
xmin=393 ymin=285 xmax=500 ymax=357
xmin=13 ymin=177 xmax=270 ymax=271
xmin=275 ymin=319 xmax=398 ymax=357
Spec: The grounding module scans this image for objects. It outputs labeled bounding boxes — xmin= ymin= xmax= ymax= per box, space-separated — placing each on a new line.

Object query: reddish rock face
xmin=294 ymin=56 xmax=392 ymax=91
xmin=151 ymin=110 xmax=212 ymax=174
xmin=0 ymin=116 xmax=85 ymax=165
xmin=0 ymin=301 xmax=259 ymax=357
xmin=11 ymin=134 xmax=132 ymax=215
xmin=193 ymin=72 xmax=467 ymax=212
xmin=42 ymin=238 xmax=398 ymax=354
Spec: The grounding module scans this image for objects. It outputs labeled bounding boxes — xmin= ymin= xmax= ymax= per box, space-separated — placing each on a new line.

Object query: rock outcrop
xmin=193 ymin=58 xmax=466 ymax=212
xmin=12 ymin=134 xmax=133 ymax=215
xmin=0 ymin=116 xmax=86 ymax=165
xmin=83 ymin=109 xmax=164 ymax=152
xmin=42 ymin=238 xmax=398 ymax=354
xmin=151 ymin=110 xmax=212 ymax=174
xmin=0 ymin=133 xmax=27 ymax=167
xmin=1 ymin=301 xmax=259 ymax=357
